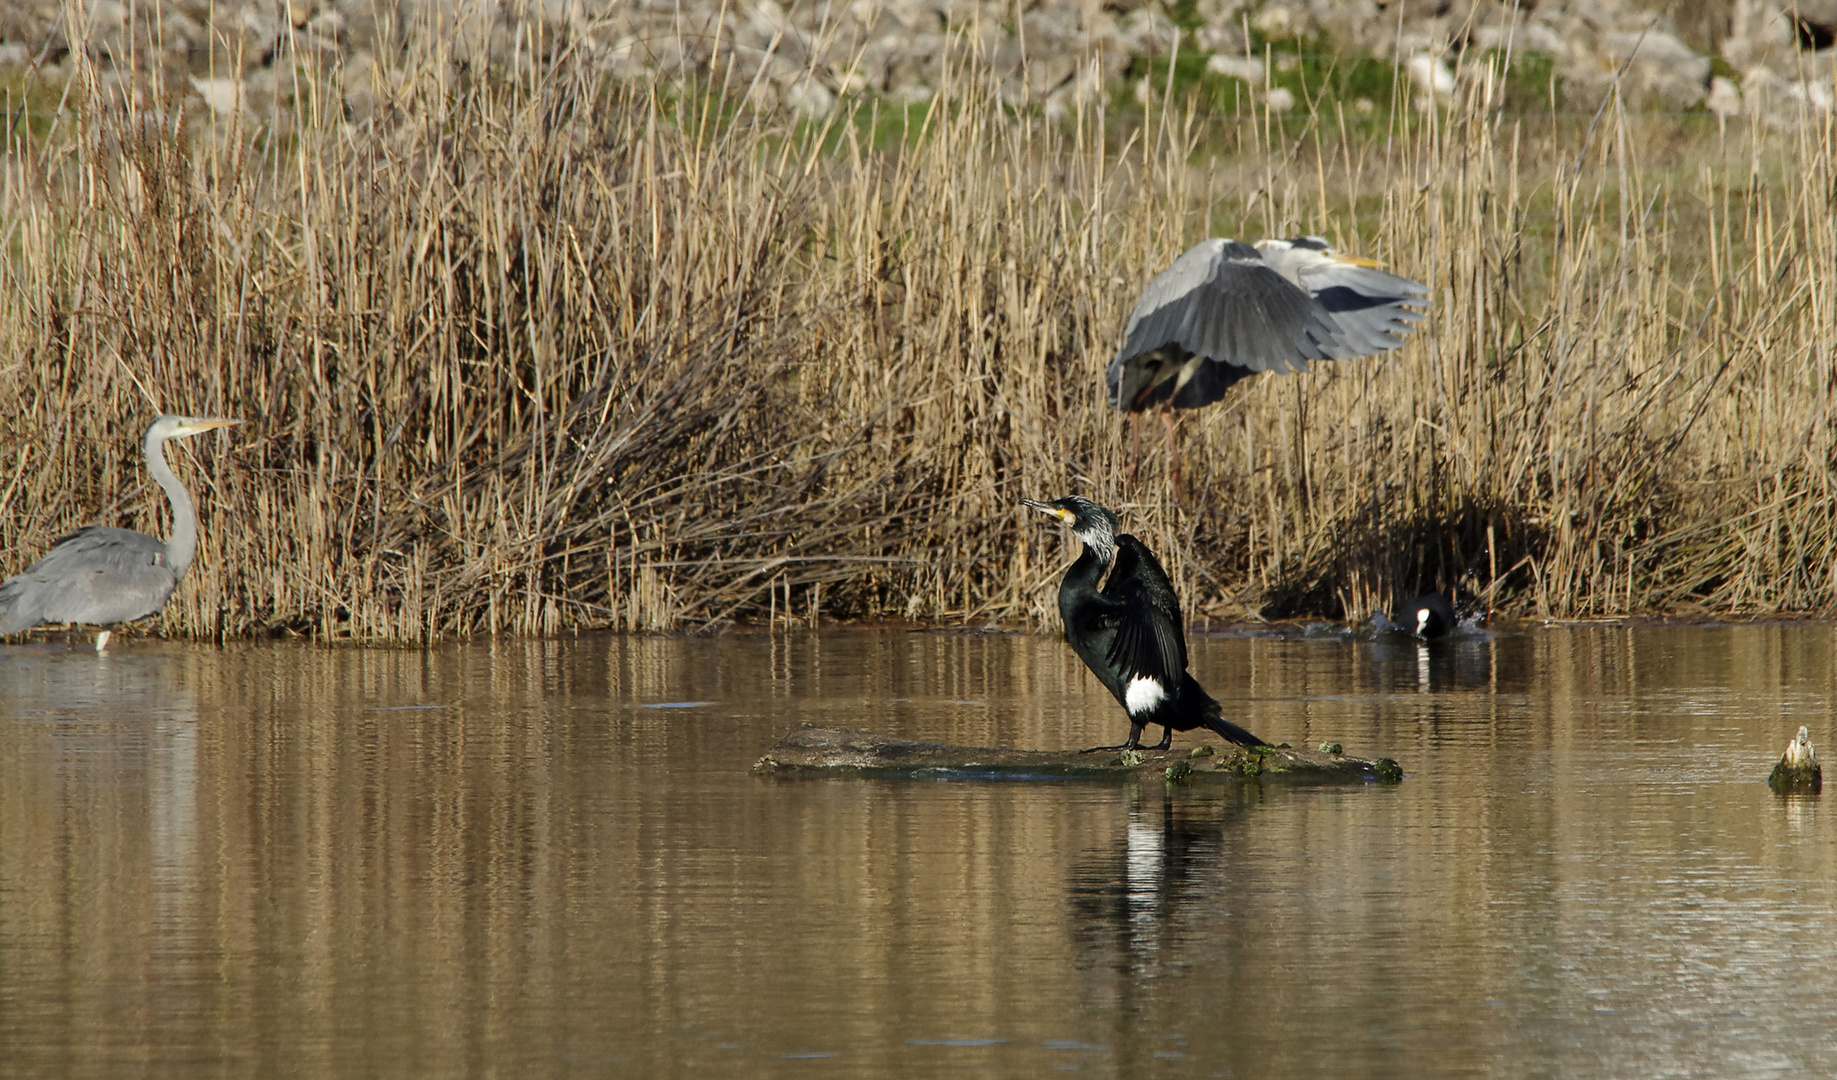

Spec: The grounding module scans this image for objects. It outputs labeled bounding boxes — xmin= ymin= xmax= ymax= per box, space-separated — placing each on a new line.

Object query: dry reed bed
xmin=1 ymin=42 xmax=1835 ymax=640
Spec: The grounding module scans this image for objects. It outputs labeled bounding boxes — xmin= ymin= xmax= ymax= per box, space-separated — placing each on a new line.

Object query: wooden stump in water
xmin=752 ymin=726 xmax=1403 ymax=785
xmin=1767 ymin=726 xmax=1822 ymax=795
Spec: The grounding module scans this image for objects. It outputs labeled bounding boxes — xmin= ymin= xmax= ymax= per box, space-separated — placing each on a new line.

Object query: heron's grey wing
xmin=1297 ymin=261 xmax=1430 ymax=358
xmin=1113 ymin=242 xmax=1345 ymax=381
xmin=1302 ymin=261 xmax=1428 ymax=301
xmin=0 ymin=526 xmax=178 ymax=631
xmin=1100 ymin=535 xmax=1187 ymax=688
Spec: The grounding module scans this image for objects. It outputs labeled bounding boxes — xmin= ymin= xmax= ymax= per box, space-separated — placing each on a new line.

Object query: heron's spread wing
xmin=1101 ymin=535 xmax=1187 ymax=690
xmin=1107 ymin=239 xmax=1431 ymax=411
xmin=1115 ymin=240 xmax=1342 ymax=380
xmin=1297 ymin=260 xmax=1430 ymax=358
xmin=0 ymin=526 xmax=177 ymax=630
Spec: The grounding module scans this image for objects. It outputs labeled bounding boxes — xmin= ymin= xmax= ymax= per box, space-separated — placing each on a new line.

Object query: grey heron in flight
xmin=1108 ymin=236 xmax=1429 ymax=491
xmin=0 ymin=414 xmax=241 ymax=651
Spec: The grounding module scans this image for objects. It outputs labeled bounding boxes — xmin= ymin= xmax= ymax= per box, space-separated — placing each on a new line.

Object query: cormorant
xmin=1396 ymin=593 xmax=1457 ymax=639
xmin=1023 ymin=495 xmax=1264 ymax=751
xmin=1109 ymin=236 xmax=1429 ymax=490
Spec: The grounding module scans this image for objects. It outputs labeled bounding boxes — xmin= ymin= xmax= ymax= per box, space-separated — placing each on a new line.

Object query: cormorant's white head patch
xmin=1024 ymin=495 xmax=1119 ymax=564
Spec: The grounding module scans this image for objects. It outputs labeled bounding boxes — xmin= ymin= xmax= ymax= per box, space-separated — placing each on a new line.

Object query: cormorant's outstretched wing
xmin=1100 ymin=535 xmax=1187 ymax=693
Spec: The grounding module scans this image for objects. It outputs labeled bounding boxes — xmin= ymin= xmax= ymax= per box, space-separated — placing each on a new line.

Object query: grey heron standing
xmin=0 ymin=415 xmax=242 ymax=651
xmin=1108 ymin=236 xmax=1429 ymax=491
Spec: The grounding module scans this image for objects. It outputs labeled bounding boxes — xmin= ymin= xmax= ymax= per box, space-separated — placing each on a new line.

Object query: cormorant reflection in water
xmin=1067 ymin=790 xmax=1262 ymax=972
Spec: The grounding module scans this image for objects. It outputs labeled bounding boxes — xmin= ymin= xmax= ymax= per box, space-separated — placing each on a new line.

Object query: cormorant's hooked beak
xmin=1333 ymin=253 xmax=1386 ymax=268
xmin=1021 ymin=499 xmax=1073 ymax=523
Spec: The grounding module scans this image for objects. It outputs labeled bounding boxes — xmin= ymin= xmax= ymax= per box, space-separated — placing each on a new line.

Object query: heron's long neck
xmin=147 ymin=430 xmax=199 ymax=578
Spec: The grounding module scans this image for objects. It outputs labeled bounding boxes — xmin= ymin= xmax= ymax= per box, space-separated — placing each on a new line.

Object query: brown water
xmin=2 ymin=625 xmax=1835 ymax=1078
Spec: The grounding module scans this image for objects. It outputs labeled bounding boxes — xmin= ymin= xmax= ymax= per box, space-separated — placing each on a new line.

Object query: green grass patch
xmin=1 ymin=64 xmax=75 ymax=155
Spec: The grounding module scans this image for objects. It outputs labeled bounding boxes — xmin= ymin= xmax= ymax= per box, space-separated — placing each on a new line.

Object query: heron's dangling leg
xmin=1162 ymin=406 xmax=1182 ymax=496
xmin=95 ymin=630 xmax=111 ymax=653
xmin=1127 ymin=411 xmax=1144 ymax=481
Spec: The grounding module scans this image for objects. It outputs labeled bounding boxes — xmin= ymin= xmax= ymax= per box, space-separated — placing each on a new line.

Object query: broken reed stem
xmin=2 ymin=41 xmax=1836 ymax=640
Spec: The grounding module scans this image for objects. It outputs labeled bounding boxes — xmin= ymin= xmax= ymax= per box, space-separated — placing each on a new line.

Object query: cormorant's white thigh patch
xmin=1125 ymin=676 xmax=1166 ymax=716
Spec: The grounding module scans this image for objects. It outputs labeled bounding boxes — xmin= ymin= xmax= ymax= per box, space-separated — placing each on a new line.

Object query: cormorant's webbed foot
xmin=1149 ymin=727 xmax=1174 ymax=751
xmin=1081 ymin=726 xmax=1147 ymax=754
xmin=1081 ymin=742 xmax=1136 ymax=754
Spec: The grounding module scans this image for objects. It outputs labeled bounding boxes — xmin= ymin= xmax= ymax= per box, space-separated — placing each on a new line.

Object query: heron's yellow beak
xmin=1021 ymin=499 xmax=1073 ymax=522
xmin=175 ymin=417 xmax=244 ymax=437
xmin=1333 ymin=253 xmax=1386 ymax=268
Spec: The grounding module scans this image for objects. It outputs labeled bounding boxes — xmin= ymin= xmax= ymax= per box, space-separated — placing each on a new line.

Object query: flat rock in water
xmin=753 ymin=726 xmax=1401 ymax=784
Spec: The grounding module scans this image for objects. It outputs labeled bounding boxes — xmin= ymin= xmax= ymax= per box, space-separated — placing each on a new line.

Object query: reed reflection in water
xmin=2 ymin=626 xmax=1836 ymax=1077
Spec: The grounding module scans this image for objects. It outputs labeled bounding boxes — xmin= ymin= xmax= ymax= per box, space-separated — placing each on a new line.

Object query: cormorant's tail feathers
xmin=1202 ymin=714 xmax=1267 ymax=748
xmin=1182 ymin=675 xmax=1268 ymax=747
xmin=1194 ymin=685 xmax=1265 ymax=746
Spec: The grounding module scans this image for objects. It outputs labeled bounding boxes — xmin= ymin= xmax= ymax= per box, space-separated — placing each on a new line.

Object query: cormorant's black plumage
xmin=1025 ymin=496 xmax=1265 ymax=752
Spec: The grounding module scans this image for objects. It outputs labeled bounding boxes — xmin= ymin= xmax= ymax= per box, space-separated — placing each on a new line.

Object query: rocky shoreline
xmin=0 ymin=1 xmax=1834 ymax=129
